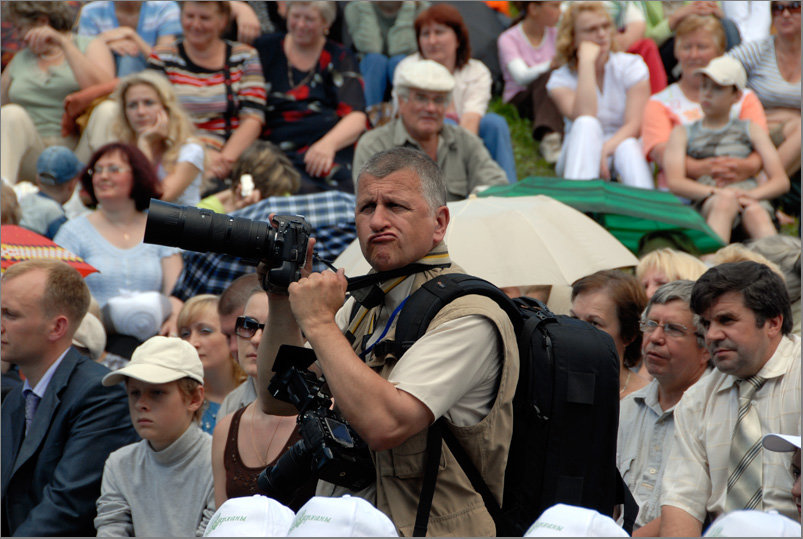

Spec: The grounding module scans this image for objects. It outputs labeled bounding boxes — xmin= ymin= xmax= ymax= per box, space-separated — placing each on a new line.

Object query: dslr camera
xmin=257 ymin=346 xmax=374 ymax=505
xmin=144 ymin=199 xmax=311 ymax=293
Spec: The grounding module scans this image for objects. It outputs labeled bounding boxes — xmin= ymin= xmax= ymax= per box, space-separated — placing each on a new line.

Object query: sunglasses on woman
xmin=771 ymin=2 xmax=802 ymax=15
xmin=235 ymin=316 xmax=265 ymax=339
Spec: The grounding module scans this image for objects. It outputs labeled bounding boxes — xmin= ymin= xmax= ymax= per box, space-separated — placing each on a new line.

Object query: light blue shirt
xmin=21 ymin=348 xmax=70 ymax=411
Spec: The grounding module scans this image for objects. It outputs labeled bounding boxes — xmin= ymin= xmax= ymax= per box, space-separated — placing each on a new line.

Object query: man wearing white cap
xmin=94 ymin=336 xmax=216 ymax=537
xmin=353 ymin=58 xmax=509 ymax=201
xmin=617 ymin=280 xmax=711 ymax=535
xmin=658 ymin=262 xmax=801 ymax=536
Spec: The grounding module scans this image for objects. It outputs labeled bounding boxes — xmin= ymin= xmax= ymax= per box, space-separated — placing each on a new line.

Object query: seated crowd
xmin=1 ymin=1 xmax=800 ymax=537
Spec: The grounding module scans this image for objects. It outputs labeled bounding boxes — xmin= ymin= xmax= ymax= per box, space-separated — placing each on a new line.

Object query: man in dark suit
xmin=1 ymin=260 xmax=138 ymax=536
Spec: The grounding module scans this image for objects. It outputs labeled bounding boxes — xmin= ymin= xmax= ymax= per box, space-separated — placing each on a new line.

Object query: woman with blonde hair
xmin=636 ymin=248 xmax=708 ymax=299
xmin=178 ymin=294 xmax=246 ymax=434
xmin=113 ymin=70 xmax=205 ymax=206
xmin=547 ymin=1 xmax=653 ymax=189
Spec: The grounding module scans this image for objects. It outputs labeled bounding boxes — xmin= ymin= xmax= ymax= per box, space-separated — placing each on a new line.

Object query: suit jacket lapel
xmin=1 ymin=391 xmax=25 ymax=495
xmin=11 ymin=349 xmax=79 ymax=478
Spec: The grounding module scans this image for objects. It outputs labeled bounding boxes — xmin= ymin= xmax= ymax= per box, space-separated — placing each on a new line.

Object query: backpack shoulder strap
xmin=390 ymin=273 xmax=522 ymax=359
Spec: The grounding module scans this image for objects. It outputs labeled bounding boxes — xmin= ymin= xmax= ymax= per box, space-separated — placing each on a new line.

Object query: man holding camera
xmin=256 ymin=147 xmax=519 ymax=536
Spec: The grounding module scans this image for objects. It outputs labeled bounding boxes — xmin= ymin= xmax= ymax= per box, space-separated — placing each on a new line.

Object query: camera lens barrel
xmin=144 ymin=199 xmax=273 ymax=261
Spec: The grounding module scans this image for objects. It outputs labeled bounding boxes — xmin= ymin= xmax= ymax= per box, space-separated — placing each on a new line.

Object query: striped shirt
xmin=660 ymin=334 xmax=801 ymax=523
xmin=147 ymin=39 xmax=266 ymax=149
xmin=728 ymin=37 xmax=802 ymax=111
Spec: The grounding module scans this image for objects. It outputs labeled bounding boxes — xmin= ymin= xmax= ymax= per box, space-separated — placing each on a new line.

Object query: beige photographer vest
xmin=348 ymin=264 xmax=519 ymax=536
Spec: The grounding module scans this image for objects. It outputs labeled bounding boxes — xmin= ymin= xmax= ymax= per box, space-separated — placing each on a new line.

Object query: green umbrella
xmin=479 ymin=177 xmax=725 ymax=255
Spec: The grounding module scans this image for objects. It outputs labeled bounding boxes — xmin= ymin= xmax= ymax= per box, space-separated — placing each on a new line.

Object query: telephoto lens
xmin=144 ymin=199 xmax=273 ymax=262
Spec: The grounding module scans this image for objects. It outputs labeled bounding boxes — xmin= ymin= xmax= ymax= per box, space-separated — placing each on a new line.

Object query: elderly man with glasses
xmin=352 ymin=58 xmax=509 ymax=201
xmin=617 ymin=279 xmax=711 ymax=536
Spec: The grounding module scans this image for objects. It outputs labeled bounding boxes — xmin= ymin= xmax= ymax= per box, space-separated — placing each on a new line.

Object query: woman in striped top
xmin=728 ymin=1 xmax=800 ymax=181
xmin=147 ymin=1 xmax=266 ymax=184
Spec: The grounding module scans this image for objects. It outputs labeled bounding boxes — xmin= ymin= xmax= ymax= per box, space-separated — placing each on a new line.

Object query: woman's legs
xmin=0 ymin=104 xmax=46 ymax=184
xmin=478 ymin=113 xmax=517 ymax=183
xmin=612 ymin=138 xmax=655 ymax=189
xmin=556 ymin=115 xmax=603 ymax=180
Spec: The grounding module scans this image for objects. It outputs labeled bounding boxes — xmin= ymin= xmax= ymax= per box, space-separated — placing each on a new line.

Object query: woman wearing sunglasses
xmin=210 ymin=290 xmax=316 ymax=511
xmin=728 ymin=1 xmax=801 ymax=219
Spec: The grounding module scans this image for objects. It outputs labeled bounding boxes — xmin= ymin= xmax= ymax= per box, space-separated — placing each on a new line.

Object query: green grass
xmin=488 ymin=97 xmax=557 ymax=180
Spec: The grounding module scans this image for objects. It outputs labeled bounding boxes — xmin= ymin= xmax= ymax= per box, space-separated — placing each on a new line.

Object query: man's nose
xmin=370 ymin=205 xmax=390 ymax=229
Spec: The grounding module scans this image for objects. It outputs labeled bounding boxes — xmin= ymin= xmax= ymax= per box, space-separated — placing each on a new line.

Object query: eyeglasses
xmin=89 ymin=165 xmax=131 ymax=176
xmin=235 ymin=316 xmax=265 ymax=339
xmin=408 ymin=92 xmax=449 ymax=107
xmin=772 ymin=2 xmax=802 ymax=15
xmin=639 ymin=319 xmax=690 ymax=339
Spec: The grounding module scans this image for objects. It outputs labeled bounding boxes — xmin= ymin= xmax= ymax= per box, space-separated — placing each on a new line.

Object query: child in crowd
xmin=94 ymin=336 xmax=216 ymax=537
xmin=664 ymin=56 xmax=789 ymax=244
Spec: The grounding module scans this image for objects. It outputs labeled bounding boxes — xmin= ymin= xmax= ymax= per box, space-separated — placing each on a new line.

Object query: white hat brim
xmin=762 ymin=433 xmax=802 ymax=452
xmin=102 ymin=362 xmax=200 ymax=387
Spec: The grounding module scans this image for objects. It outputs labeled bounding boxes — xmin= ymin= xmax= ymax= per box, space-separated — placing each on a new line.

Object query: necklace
xmin=286 ymin=60 xmax=316 ymax=89
xmin=620 ymin=370 xmax=632 ymax=395
xmin=247 ymin=404 xmax=283 ymax=466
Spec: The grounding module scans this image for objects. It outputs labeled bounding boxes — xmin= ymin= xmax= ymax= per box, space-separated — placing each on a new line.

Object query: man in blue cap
xmin=19 ymin=146 xmax=84 ymax=239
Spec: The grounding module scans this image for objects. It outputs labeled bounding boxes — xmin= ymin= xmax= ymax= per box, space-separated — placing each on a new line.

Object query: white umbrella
xmin=334 ymin=195 xmax=638 ymax=288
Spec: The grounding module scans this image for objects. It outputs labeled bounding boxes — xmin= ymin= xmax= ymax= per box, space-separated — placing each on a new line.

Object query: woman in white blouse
xmin=547 ymin=1 xmax=653 ymax=189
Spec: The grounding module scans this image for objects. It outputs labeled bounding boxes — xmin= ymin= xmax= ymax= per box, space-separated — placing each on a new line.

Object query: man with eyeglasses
xmin=353 ymin=58 xmax=509 ymax=201
xmin=658 ymin=261 xmax=801 ymax=536
xmin=617 ymin=280 xmax=710 ymax=536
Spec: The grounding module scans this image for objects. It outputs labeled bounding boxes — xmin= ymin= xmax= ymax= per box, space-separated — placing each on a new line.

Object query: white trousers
xmin=1 ymin=100 xmax=118 ymax=184
xmin=556 ymin=115 xmax=654 ymax=189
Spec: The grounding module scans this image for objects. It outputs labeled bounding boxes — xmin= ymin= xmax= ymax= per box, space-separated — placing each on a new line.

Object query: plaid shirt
xmin=171 ymin=192 xmax=356 ymax=301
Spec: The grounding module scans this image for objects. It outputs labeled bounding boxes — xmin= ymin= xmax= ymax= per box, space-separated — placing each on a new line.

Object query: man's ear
xmin=47 ymin=315 xmax=70 ymax=343
xmin=432 ymin=205 xmax=450 ymax=244
xmin=763 ymin=314 xmax=783 ymax=338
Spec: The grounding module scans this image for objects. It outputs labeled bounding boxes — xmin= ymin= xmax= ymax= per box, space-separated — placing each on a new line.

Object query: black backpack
xmin=370 ymin=273 xmax=635 ymax=536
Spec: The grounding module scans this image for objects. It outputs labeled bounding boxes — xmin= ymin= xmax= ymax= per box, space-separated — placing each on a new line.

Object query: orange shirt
xmin=641 ymin=83 xmax=768 ymax=162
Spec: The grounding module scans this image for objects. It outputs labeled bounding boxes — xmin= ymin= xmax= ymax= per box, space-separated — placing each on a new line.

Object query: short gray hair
xmin=643 ymin=280 xmax=705 ymax=349
xmin=286 ymin=1 xmax=336 ymax=26
xmin=356 ymin=147 xmax=446 ymax=214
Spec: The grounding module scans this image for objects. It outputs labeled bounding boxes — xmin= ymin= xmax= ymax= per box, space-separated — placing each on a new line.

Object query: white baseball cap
xmin=286 ymin=495 xmax=398 ymax=537
xmin=703 ymin=510 xmax=801 ymax=537
xmin=102 ymin=336 xmax=204 ymax=386
xmin=204 ymin=495 xmax=296 ymax=537
xmin=763 ymin=434 xmax=802 ymax=453
xmin=395 ymin=59 xmax=455 ymax=93
xmin=524 ymin=504 xmax=629 ymax=537
xmin=695 ymin=56 xmax=747 ymax=90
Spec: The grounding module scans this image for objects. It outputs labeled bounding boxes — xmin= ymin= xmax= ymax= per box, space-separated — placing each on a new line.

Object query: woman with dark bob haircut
xmin=394 ymin=3 xmax=517 ymax=183
xmin=55 ymin=143 xmax=183 ymax=318
xmin=570 ymin=269 xmax=650 ymax=399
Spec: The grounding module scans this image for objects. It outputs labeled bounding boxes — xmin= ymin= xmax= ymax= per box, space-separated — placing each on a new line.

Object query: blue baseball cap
xmin=36 ymin=146 xmax=84 ymax=185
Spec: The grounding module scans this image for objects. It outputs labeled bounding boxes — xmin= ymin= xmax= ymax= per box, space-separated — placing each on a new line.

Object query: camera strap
xmin=345 ymin=263 xmax=450 ymax=307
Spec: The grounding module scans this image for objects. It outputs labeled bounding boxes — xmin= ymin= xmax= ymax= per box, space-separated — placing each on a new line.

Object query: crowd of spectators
xmin=1 ymin=1 xmax=800 ymax=537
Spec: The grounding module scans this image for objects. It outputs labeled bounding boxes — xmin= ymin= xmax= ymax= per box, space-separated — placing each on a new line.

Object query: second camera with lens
xmin=256 ymin=346 xmax=374 ymax=505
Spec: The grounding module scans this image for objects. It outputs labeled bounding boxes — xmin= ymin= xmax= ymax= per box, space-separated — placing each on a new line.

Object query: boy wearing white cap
xmin=94 ymin=336 xmax=216 ymax=537
xmin=664 ymin=55 xmax=790 ymax=244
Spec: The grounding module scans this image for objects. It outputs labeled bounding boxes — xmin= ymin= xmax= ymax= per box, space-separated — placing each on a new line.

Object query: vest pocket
xmin=377 ymin=430 xmax=447 ymax=478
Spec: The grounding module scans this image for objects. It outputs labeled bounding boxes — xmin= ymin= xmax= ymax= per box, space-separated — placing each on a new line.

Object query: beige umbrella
xmin=334 ymin=195 xmax=638 ymax=288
